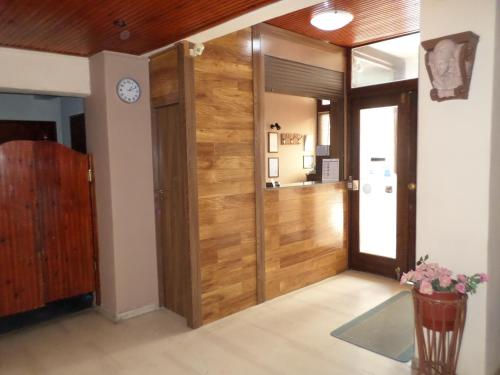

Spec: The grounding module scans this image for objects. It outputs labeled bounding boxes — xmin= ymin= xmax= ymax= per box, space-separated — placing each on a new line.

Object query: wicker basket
xmin=412 ymin=289 xmax=467 ymax=375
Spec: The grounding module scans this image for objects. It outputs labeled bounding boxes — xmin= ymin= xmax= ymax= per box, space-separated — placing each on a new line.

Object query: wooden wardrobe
xmin=0 ymin=140 xmax=99 ymax=317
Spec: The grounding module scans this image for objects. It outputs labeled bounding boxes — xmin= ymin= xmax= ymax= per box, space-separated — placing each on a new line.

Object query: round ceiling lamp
xmin=310 ymin=10 xmax=354 ymax=31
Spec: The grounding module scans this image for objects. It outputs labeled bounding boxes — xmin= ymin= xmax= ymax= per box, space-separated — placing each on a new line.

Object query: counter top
xmin=264 ymin=180 xmax=346 ymax=190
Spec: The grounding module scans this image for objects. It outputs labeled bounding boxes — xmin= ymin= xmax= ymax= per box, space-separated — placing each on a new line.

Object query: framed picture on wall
xmin=268 ymin=157 xmax=279 ymax=178
xmin=268 ymin=132 xmax=279 ymax=153
xmin=303 ymin=155 xmax=314 ymax=169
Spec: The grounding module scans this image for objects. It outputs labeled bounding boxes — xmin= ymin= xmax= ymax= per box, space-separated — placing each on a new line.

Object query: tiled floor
xmin=0 ymin=271 xmax=415 ymax=375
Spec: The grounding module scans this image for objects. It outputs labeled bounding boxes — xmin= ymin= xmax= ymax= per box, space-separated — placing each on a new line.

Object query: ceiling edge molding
xmin=142 ymin=0 xmax=324 ymax=57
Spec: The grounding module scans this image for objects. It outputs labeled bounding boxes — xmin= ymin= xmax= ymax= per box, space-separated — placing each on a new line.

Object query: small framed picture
xmin=268 ymin=157 xmax=279 ymax=178
xmin=303 ymin=155 xmax=314 ymax=169
xmin=268 ymin=132 xmax=279 ymax=153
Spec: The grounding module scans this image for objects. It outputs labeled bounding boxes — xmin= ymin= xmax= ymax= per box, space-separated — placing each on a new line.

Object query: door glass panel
xmin=351 ymin=33 xmax=420 ymax=88
xmin=359 ymin=106 xmax=397 ymax=258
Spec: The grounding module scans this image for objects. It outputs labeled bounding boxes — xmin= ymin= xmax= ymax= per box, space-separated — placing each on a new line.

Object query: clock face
xmin=116 ymin=78 xmax=141 ymax=103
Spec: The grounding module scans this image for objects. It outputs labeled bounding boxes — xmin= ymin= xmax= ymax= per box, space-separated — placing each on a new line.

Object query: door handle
xmin=347 ymin=176 xmax=359 ymax=191
xmin=408 ymin=183 xmax=416 ymax=191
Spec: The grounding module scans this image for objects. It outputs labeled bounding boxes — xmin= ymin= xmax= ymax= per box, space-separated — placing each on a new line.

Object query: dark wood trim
xmin=348 ymin=88 xmax=418 ymax=278
xmin=346 ymin=48 xmax=353 ymax=93
xmin=150 ymin=96 xmax=165 ymax=309
xmin=350 ymin=31 xmax=421 ymax=49
xmin=349 ymin=79 xmax=418 ymax=98
xmin=252 ymin=25 xmax=267 ymax=304
xmin=150 ymin=50 xmax=175 ymax=309
xmin=407 ymin=89 xmax=418 ymax=272
xmin=178 ymin=41 xmax=202 ymax=328
xmin=331 ymin=99 xmax=345 ymax=179
xmin=152 ymin=95 xmax=181 ymax=108
xmin=88 ymin=155 xmax=101 ymax=305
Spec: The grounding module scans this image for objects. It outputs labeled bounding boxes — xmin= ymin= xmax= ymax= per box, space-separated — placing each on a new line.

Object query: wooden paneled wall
xmin=150 ymin=43 xmax=202 ymax=328
xmin=150 ymin=49 xmax=179 ymax=107
xmin=149 ymin=27 xmax=349 ymax=326
xmin=264 ymin=183 xmax=348 ymax=299
xmin=194 ymin=29 xmax=258 ymax=324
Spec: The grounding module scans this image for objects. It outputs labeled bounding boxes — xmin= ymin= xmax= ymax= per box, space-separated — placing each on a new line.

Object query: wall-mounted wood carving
xmin=280 ymin=133 xmax=303 ymax=145
xmin=421 ymin=31 xmax=479 ymax=102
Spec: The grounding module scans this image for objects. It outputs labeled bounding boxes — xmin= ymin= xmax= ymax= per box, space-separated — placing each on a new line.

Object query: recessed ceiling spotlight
xmin=310 ymin=10 xmax=353 ymax=31
xmin=120 ymin=30 xmax=131 ymax=41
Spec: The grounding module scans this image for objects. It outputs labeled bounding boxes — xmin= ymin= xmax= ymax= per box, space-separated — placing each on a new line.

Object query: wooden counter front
xmin=264 ymin=182 xmax=348 ymax=299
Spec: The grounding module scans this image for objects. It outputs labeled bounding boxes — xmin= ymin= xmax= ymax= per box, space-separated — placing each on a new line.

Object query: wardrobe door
xmin=34 ymin=142 xmax=95 ymax=302
xmin=0 ymin=141 xmax=44 ymax=316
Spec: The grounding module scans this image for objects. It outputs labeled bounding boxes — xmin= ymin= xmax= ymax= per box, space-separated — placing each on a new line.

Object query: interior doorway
xmin=0 ymin=120 xmax=57 ymax=143
xmin=70 ymin=113 xmax=87 ymax=153
xmin=349 ymin=80 xmax=418 ymax=278
xmin=152 ymin=103 xmax=193 ymax=323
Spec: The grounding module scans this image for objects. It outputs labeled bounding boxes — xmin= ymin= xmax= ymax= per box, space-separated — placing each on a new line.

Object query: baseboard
xmin=117 ymin=304 xmax=159 ymax=320
xmin=95 ymin=304 xmax=159 ymax=322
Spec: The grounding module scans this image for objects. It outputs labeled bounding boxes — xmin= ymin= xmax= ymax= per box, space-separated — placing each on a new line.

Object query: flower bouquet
xmin=401 ymin=255 xmax=488 ymax=375
xmin=400 ymin=254 xmax=489 ymax=296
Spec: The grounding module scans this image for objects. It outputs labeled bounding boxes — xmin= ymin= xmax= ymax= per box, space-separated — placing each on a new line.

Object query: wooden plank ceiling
xmin=0 ymin=0 xmax=277 ymax=56
xmin=267 ymin=0 xmax=420 ymax=47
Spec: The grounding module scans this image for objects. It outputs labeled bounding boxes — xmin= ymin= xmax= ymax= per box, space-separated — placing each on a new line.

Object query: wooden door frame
xmin=150 ymin=42 xmax=202 ymax=328
xmin=347 ymin=79 xmax=418 ymax=277
xmin=88 ymin=155 xmax=101 ymax=305
xmin=252 ymin=25 xmax=267 ymax=304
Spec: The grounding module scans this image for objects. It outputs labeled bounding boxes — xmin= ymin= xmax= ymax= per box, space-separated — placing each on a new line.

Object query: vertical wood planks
xmin=0 ymin=141 xmax=44 ymax=316
xmin=154 ymin=104 xmax=192 ymax=318
xmin=150 ymin=48 xmax=180 ymax=108
xmin=34 ymin=142 xmax=95 ymax=302
xmin=194 ymin=29 xmax=258 ymax=324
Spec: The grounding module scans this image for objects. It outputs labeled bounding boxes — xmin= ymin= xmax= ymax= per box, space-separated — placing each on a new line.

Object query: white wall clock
xmin=116 ymin=77 xmax=141 ymax=103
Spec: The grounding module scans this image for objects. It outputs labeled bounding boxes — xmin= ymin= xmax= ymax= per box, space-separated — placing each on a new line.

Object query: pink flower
xmin=457 ymin=274 xmax=467 ymax=283
xmin=413 ymin=270 xmax=424 ymax=281
xmin=419 ymin=280 xmax=434 ymax=295
xmin=456 ymin=283 xmax=466 ymax=294
xmin=479 ymin=273 xmax=489 ymax=282
xmin=438 ymin=267 xmax=452 ymax=277
xmin=400 ymin=271 xmax=415 ymax=285
xmin=439 ymin=275 xmax=452 ymax=288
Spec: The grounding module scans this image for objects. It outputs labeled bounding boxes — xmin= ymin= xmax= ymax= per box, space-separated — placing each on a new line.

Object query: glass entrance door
xmin=359 ymin=105 xmax=398 ymax=259
xmin=349 ymin=86 xmax=417 ymax=278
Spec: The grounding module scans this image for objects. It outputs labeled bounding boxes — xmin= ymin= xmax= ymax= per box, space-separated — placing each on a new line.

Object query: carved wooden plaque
xmin=421 ymin=31 xmax=479 ymax=102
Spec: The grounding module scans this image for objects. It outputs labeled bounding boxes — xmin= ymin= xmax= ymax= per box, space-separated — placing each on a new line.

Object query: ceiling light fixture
xmin=310 ymin=10 xmax=353 ymax=31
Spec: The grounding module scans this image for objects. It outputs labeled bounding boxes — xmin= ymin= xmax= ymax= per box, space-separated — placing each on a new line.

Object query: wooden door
xmin=349 ymin=82 xmax=417 ymax=278
xmin=0 ymin=120 xmax=57 ymax=144
xmin=153 ymin=104 xmax=190 ymax=318
xmin=34 ymin=142 xmax=95 ymax=302
xmin=0 ymin=142 xmax=45 ymax=316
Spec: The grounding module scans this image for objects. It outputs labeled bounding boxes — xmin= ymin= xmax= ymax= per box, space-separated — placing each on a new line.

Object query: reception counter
xmin=263 ymin=181 xmax=348 ymax=299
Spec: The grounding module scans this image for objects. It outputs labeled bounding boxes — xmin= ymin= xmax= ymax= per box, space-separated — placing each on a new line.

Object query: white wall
xmin=486 ymin=2 xmax=500 ymax=373
xmin=86 ymin=51 xmax=159 ymax=319
xmin=418 ymin=0 xmax=498 ymax=373
xmin=0 ymin=47 xmax=90 ymax=97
